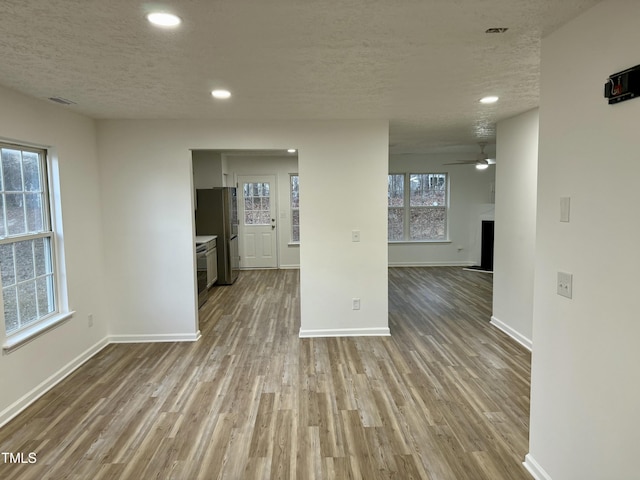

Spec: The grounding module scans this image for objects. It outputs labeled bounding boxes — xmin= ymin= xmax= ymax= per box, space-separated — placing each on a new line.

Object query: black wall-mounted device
xmin=604 ymin=64 xmax=640 ymax=104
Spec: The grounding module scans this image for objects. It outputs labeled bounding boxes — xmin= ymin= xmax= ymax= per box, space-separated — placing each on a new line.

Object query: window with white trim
xmin=290 ymin=174 xmax=300 ymax=243
xmin=0 ymin=143 xmax=57 ymax=336
xmin=388 ymin=173 xmax=448 ymax=241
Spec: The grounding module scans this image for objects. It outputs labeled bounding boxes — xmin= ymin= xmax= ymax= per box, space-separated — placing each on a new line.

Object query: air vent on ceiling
xmin=485 ymin=27 xmax=509 ymax=34
xmin=48 ymin=96 xmax=76 ymax=105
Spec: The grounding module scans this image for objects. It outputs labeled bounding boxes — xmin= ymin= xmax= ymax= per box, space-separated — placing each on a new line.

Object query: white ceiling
xmin=0 ymin=0 xmax=601 ymax=154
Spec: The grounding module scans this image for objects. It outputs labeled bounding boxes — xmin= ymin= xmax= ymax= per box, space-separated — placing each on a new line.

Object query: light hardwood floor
xmin=0 ymin=267 xmax=531 ymax=480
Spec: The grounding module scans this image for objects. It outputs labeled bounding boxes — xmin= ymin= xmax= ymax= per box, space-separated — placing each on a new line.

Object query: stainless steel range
xmin=195 ymin=235 xmax=217 ymax=307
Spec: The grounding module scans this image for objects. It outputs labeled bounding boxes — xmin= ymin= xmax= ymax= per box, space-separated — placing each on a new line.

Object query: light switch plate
xmin=560 ymin=197 xmax=571 ymax=222
xmin=352 ymin=230 xmax=360 ymax=242
xmin=557 ymin=272 xmax=573 ymax=299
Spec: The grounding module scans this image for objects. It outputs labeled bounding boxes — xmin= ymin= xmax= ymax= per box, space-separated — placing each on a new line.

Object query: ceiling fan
xmin=444 ymin=142 xmax=493 ymax=169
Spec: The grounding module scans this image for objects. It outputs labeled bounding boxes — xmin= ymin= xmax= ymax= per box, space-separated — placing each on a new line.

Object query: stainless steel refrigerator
xmin=195 ymin=187 xmax=239 ymax=284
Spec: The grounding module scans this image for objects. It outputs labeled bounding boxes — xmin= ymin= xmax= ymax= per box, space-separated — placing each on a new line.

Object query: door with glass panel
xmin=238 ymin=175 xmax=277 ymax=268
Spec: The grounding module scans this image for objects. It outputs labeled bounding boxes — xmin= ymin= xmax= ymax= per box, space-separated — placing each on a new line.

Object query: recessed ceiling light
xmin=287 ymin=149 xmax=297 ymax=153
xmin=147 ymin=12 xmax=181 ymax=27
xmin=480 ymin=96 xmax=499 ymax=104
xmin=211 ymin=89 xmax=231 ymax=99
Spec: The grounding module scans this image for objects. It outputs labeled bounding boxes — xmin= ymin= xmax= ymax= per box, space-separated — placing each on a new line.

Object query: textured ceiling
xmin=0 ymin=0 xmax=601 ymax=154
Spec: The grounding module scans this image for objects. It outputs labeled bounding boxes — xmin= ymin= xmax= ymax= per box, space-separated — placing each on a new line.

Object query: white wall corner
xmin=490 ymin=316 xmax=532 ymax=351
xmin=523 ymin=454 xmax=553 ymax=480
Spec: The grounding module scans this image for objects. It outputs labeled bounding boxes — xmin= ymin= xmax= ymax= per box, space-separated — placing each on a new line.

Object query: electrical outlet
xmin=557 ymin=272 xmax=573 ymax=299
xmin=352 ymin=230 xmax=360 ymax=242
xmin=352 ymin=298 xmax=361 ymax=310
xmin=88 ymin=314 xmax=94 ymax=327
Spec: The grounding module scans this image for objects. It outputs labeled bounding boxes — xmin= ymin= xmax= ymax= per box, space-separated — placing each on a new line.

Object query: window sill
xmin=3 ymin=311 xmax=75 ymax=354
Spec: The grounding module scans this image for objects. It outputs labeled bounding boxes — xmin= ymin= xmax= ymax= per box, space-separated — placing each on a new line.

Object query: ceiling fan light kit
xmin=443 ymin=142 xmax=493 ymax=169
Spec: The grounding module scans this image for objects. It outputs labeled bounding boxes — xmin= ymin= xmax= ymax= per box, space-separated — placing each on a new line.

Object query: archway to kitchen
xmin=192 ymin=149 xmax=300 ymax=309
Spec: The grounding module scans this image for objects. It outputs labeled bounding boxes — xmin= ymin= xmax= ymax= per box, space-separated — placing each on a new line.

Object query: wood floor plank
xmin=249 ymin=392 xmax=276 ymax=458
xmin=394 ymin=453 xmax=428 ymax=480
xmin=340 ymin=409 xmax=379 ymax=480
xmin=0 ymin=267 xmax=532 ymax=479
xmin=270 ymin=409 xmax=293 ymax=480
xmin=316 ymin=392 xmax=345 ymax=458
xmin=192 ymin=413 xmax=235 ymax=480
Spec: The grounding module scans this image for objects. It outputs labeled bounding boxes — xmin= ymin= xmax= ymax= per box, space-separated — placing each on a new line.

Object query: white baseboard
xmin=240 ymin=266 xmax=300 ymax=270
xmin=389 ymin=261 xmax=475 ymax=267
xmin=490 ymin=316 xmax=532 ymax=351
xmin=0 ymin=337 xmax=110 ymax=428
xmin=299 ymin=327 xmax=390 ymax=338
xmin=109 ymin=331 xmax=201 ymax=343
xmin=523 ymin=454 xmax=553 ymax=480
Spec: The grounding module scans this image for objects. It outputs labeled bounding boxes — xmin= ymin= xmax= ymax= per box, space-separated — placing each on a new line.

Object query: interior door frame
xmin=237 ymin=174 xmax=279 ymax=269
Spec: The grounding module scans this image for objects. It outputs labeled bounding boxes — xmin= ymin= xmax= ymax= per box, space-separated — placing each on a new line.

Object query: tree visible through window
xmin=243 ymin=182 xmax=271 ymax=225
xmin=0 ymin=143 xmax=56 ymax=335
xmin=388 ymin=174 xmax=404 ymax=241
xmin=388 ymin=173 xmax=448 ymax=241
xmin=290 ymin=174 xmax=299 ymax=243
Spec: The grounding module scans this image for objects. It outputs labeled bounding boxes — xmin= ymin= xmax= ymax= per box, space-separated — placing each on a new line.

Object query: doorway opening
xmin=191 ymin=149 xmax=300 ymax=275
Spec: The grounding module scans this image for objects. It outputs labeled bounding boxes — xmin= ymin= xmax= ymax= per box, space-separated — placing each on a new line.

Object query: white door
xmin=238 ymin=175 xmax=278 ymax=268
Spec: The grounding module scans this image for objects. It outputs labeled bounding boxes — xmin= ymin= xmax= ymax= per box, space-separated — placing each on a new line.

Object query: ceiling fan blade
xmin=443 ymin=160 xmax=478 ymax=165
xmin=442 ymin=143 xmax=495 ymax=166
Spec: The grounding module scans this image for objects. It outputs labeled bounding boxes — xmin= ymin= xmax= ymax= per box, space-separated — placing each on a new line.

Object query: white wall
xmin=225 ymin=154 xmax=300 ymax=269
xmin=299 ymin=123 xmax=389 ymax=336
xmin=388 ymin=153 xmax=495 ymax=266
xmin=527 ymin=2 xmax=640 ymax=479
xmin=96 ymin=119 xmax=389 ymax=339
xmin=491 ymin=109 xmax=538 ymax=350
xmin=0 ymin=86 xmax=107 ymax=424
xmin=97 ymin=122 xmax=200 ymax=342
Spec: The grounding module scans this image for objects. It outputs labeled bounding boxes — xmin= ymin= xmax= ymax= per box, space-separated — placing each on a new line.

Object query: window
xmin=388 ymin=174 xmax=404 ymax=241
xmin=243 ymin=182 xmax=271 ymax=225
xmin=290 ymin=174 xmax=300 ymax=243
xmin=388 ymin=173 xmax=448 ymax=241
xmin=0 ymin=143 xmax=57 ymax=336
